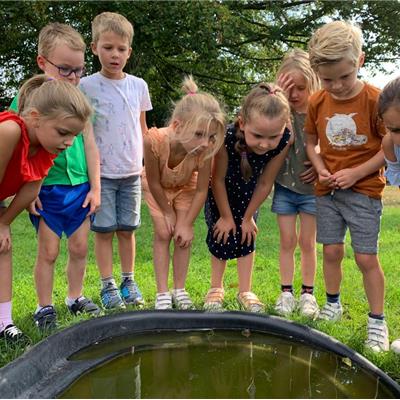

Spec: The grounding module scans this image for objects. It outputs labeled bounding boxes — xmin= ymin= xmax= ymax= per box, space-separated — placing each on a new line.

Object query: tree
xmin=1 ymin=0 xmax=400 ymax=123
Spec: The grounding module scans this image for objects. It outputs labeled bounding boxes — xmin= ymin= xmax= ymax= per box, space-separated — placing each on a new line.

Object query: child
xmin=204 ymin=83 xmax=291 ymax=312
xmin=378 ymin=77 xmax=400 ymax=188
xmin=142 ymin=76 xmax=225 ymax=310
xmin=80 ymin=12 xmax=152 ymax=309
xmin=377 ymin=77 xmax=400 ymax=354
xmin=0 ymin=75 xmax=92 ymax=342
xmin=272 ymin=49 xmax=320 ymax=318
xmin=10 ymin=23 xmax=101 ymax=332
xmin=305 ymin=21 xmax=389 ymax=352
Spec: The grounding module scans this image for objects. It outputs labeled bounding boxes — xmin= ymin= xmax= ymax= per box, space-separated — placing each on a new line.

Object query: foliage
xmin=1 ymin=1 xmax=400 ymax=122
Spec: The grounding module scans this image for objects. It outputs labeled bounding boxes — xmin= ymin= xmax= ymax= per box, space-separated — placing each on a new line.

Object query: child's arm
xmin=174 ymin=159 xmax=212 ymax=248
xmin=382 ymin=134 xmax=396 ymax=162
xmin=0 ymin=120 xmax=21 ymax=183
xmin=241 ymin=145 xmax=290 ymax=246
xmin=82 ymin=122 xmax=101 ymax=215
xmin=331 ymin=150 xmax=385 ymax=190
xmin=143 ymin=135 xmax=176 ymax=234
xmin=305 ymin=132 xmax=335 ymax=188
xmin=140 ymin=111 xmax=148 ymax=136
xmin=0 ymin=180 xmax=43 ymax=253
xmin=210 ymin=145 xmax=237 ymax=244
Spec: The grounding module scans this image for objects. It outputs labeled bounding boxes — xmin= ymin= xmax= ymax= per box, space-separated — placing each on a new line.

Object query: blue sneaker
xmin=120 ymin=278 xmax=145 ymax=307
xmin=100 ymin=282 xmax=125 ymax=310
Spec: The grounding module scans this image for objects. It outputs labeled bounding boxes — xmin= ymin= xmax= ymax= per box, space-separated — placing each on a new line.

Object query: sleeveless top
xmin=0 ymin=111 xmax=56 ymax=200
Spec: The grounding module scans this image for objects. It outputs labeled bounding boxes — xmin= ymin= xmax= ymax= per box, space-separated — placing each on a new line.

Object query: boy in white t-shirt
xmin=80 ymin=12 xmax=152 ymax=310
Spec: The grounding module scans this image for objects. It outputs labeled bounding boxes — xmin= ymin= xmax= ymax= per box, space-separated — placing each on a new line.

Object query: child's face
xmin=32 ymin=114 xmax=85 ymax=154
xmin=285 ymin=69 xmax=309 ymax=113
xmin=91 ymin=31 xmax=132 ymax=80
xmin=239 ymin=113 xmax=286 ymax=155
xmin=382 ymin=106 xmax=400 ymax=146
xmin=317 ymin=58 xmax=362 ymax=100
xmin=177 ymin=120 xmax=218 ymax=156
xmin=37 ymin=42 xmax=85 ymax=87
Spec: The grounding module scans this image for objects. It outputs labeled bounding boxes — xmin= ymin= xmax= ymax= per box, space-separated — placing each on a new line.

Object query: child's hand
xmin=0 ymin=223 xmax=11 ymax=253
xmin=27 ymin=197 xmax=43 ymax=216
xmin=213 ymin=217 xmax=236 ymax=244
xmin=277 ymin=73 xmax=295 ymax=99
xmin=164 ymin=211 xmax=176 ymax=235
xmin=82 ymin=189 xmax=101 ymax=216
xmin=318 ymin=168 xmax=336 ymax=188
xmin=331 ymin=168 xmax=361 ymax=190
xmin=240 ymin=217 xmax=258 ymax=246
xmin=174 ymin=223 xmax=194 ymax=249
xmin=300 ymin=161 xmax=317 ymax=184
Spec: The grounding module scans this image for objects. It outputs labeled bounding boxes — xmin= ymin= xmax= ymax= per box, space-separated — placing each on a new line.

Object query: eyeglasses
xmin=43 ymin=56 xmax=86 ymax=78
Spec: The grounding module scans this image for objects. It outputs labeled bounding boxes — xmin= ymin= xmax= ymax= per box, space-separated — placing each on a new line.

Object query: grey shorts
xmin=91 ymin=175 xmax=141 ymax=233
xmin=316 ymin=189 xmax=382 ymax=254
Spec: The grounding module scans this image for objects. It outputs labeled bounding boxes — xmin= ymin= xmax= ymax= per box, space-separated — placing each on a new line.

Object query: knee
xmin=68 ymin=240 xmax=88 ymax=260
xmin=323 ymin=245 xmax=343 ymax=263
xmin=154 ymin=229 xmax=172 ymax=243
xmin=355 ymin=253 xmax=380 ymax=273
xmin=38 ymin=244 xmax=59 ymax=265
xmin=280 ymin=236 xmax=297 ymax=253
xmin=116 ymin=231 xmax=133 ymax=241
xmin=298 ymin=236 xmax=315 ymax=254
xmin=96 ymin=232 xmax=114 ymax=243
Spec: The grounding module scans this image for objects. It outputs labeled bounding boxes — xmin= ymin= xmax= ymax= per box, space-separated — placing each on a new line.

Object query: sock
xmin=65 ymin=296 xmax=85 ymax=307
xmin=0 ymin=301 xmax=13 ymax=331
xmin=281 ymin=285 xmax=293 ymax=293
xmin=35 ymin=304 xmax=54 ymax=314
xmin=121 ymin=272 xmax=133 ymax=281
xmin=101 ymin=276 xmax=116 ymax=289
xmin=368 ymin=312 xmax=384 ymax=320
xmin=326 ymin=292 xmax=340 ymax=304
xmin=301 ymin=285 xmax=314 ymax=295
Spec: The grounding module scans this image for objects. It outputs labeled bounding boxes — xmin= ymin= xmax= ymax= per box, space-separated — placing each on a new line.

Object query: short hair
xmin=169 ymin=75 xmax=226 ymax=160
xmin=277 ymin=48 xmax=320 ymax=95
xmin=378 ymin=76 xmax=400 ymax=118
xmin=18 ymin=74 xmax=92 ymax=124
xmin=38 ymin=23 xmax=86 ymax=58
xmin=236 ymin=83 xmax=290 ymax=181
xmin=308 ymin=21 xmax=363 ymax=70
xmin=92 ymin=12 xmax=134 ymax=45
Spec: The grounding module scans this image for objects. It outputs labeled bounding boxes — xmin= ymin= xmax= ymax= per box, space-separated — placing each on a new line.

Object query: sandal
xmin=204 ymin=288 xmax=225 ymax=311
xmin=155 ymin=292 xmax=172 ymax=310
xmin=171 ymin=289 xmax=194 ymax=310
xmin=237 ymin=291 xmax=264 ymax=313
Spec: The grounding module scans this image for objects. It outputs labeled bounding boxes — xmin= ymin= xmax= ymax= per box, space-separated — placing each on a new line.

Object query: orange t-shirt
xmin=304 ymin=83 xmax=386 ymax=199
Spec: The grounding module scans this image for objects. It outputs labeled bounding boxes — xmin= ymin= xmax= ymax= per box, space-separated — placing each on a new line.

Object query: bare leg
xmin=210 ymin=256 xmax=227 ymax=288
xmin=277 ymin=214 xmax=297 ymax=285
xmin=298 ymin=212 xmax=317 ymax=287
xmin=323 ymin=244 xmax=344 ymax=294
xmin=237 ymin=252 xmax=255 ymax=293
xmin=95 ymin=231 xmax=114 ymax=279
xmin=116 ymin=230 xmax=135 ymax=274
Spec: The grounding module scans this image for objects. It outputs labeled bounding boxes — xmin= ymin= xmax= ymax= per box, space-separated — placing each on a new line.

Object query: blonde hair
xmin=38 ymin=23 xmax=86 ymax=58
xmin=236 ymin=83 xmax=290 ymax=181
xmin=277 ymin=48 xmax=320 ymax=95
xmin=169 ymin=75 xmax=226 ymax=160
xmin=308 ymin=21 xmax=363 ymax=70
xmin=18 ymin=74 xmax=92 ymax=124
xmin=92 ymin=12 xmax=134 ymax=45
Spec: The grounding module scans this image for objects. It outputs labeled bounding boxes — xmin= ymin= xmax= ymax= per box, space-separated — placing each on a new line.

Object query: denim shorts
xmin=29 ymin=182 xmax=91 ymax=238
xmin=316 ymin=189 xmax=382 ymax=254
xmin=0 ymin=200 xmax=6 ymax=208
xmin=91 ymin=175 xmax=141 ymax=233
xmin=271 ymin=183 xmax=316 ymax=215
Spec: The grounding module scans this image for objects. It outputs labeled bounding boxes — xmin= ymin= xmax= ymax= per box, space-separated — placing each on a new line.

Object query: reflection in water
xmin=60 ymin=331 xmax=393 ymax=399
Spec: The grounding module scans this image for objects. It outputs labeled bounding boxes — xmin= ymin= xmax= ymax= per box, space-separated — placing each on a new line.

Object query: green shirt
xmin=10 ymin=95 xmax=89 ymax=186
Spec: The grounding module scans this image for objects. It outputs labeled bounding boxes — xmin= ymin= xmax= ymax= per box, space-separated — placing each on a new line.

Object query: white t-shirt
xmin=80 ymin=72 xmax=152 ymax=178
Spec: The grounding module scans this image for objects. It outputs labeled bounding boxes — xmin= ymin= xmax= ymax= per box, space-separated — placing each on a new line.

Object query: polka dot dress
xmin=205 ymin=125 xmax=291 ymax=260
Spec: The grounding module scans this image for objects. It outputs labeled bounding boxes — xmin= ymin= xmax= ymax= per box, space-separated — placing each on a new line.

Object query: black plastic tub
xmin=0 ymin=311 xmax=399 ymax=398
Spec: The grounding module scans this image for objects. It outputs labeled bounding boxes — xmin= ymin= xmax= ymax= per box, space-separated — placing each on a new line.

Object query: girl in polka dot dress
xmin=142 ymin=76 xmax=225 ymax=310
xmin=204 ymin=83 xmax=291 ymax=312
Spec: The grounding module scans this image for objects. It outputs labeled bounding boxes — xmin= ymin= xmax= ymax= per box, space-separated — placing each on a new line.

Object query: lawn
xmin=1 ymin=186 xmax=400 ymax=383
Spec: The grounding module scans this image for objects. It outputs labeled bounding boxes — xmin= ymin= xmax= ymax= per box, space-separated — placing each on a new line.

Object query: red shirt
xmin=0 ymin=111 xmax=56 ymax=200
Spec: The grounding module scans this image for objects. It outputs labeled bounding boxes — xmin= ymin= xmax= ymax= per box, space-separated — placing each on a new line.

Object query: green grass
xmin=1 ymin=187 xmax=400 ymax=384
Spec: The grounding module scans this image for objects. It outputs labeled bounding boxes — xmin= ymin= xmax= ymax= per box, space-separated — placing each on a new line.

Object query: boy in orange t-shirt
xmin=305 ymin=21 xmax=388 ymax=352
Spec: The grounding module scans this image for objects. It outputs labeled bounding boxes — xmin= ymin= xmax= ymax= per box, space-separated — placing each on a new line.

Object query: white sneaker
xmin=274 ymin=292 xmax=296 ymax=316
xmin=299 ymin=293 xmax=319 ymax=319
xmin=171 ymin=289 xmax=194 ymax=310
xmin=365 ymin=317 xmax=389 ymax=352
xmin=390 ymin=339 xmax=400 ymax=354
xmin=318 ymin=302 xmax=343 ymax=321
xmin=155 ymin=292 xmax=172 ymax=310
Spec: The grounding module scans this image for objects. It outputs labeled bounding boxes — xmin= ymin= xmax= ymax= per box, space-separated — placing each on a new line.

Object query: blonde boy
xmin=305 ymin=21 xmax=389 ymax=352
xmin=80 ymin=12 xmax=152 ymax=309
xmin=9 ymin=23 xmax=101 ymax=331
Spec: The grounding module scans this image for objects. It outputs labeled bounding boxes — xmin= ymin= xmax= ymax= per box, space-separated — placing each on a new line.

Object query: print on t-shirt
xmin=326 ymin=113 xmax=367 ymax=150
